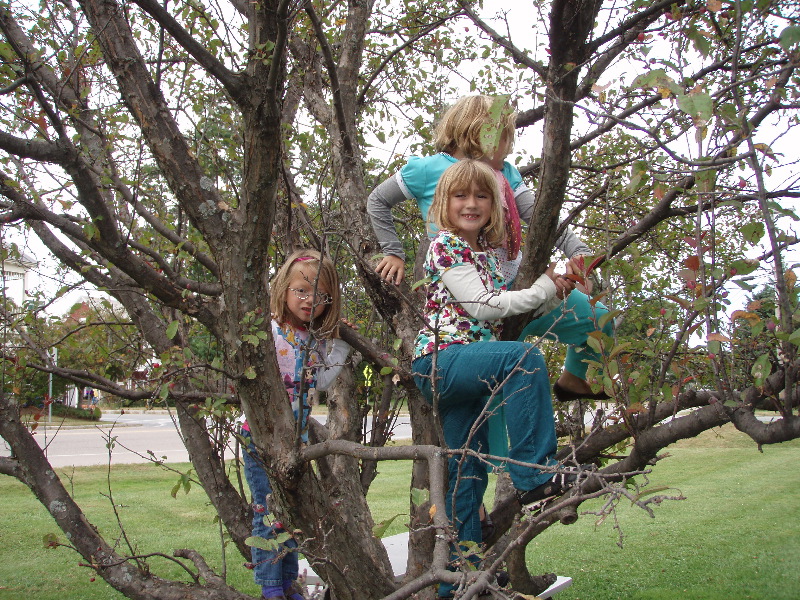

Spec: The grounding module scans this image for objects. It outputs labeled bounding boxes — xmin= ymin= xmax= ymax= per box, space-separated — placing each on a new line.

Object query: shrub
xmin=51 ymin=403 xmax=101 ymax=421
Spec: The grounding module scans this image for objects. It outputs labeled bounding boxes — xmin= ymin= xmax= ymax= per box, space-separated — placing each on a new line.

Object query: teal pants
xmin=412 ymin=342 xmax=557 ymax=598
xmin=518 ymin=290 xmax=612 ymax=380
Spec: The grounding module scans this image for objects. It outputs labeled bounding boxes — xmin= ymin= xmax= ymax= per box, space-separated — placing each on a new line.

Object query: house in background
xmin=1 ymin=251 xmax=38 ymax=307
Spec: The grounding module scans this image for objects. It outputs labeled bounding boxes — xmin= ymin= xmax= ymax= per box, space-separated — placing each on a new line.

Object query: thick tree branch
xmin=129 ymin=0 xmax=243 ymax=97
xmin=79 ymin=0 xmax=229 ymax=249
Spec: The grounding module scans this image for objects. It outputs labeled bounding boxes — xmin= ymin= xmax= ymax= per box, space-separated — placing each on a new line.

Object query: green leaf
xmin=459 ymin=539 xmax=483 ymax=560
xmin=729 ymin=258 xmax=759 ymax=276
xmin=379 ymin=366 xmax=393 ymax=376
xmin=740 ymin=223 xmax=765 ymax=245
xmin=242 ymin=334 xmax=260 ymax=346
xmin=166 ymin=320 xmax=179 ymax=339
xmin=598 ymin=309 xmax=622 ymax=329
xmin=717 ymin=103 xmax=739 ymax=125
xmin=733 ymin=279 xmax=756 ymax=292
xmin=631 ymin=485 xmax=671 ymax=503
xmin=693 ymin=297 xmax=710 ymax=312
xmin=411 ymin=276 xmax=431 ymax=291
xmin=245 ymin=535 xmax=279 ymax=551
xmin=608 ymin=342 xmax=631 ymax=360
xmin=372 ymin=514 xmax=402 ymax=538
xmin=478 ymin=94 xmax=512 ymax=154
xmin=779 ymin=26 xmax=800 ymax=51
xmin=677 ymin=92 xmax=713 ymax=122
xmin=695 ymin=167 xmax=717 ymax=193
xmin=661 ymin=383 xmax=673 ymax=404
xmin=244 ymin=366 xmax=257 ymax=379
xmin=626 ymin=160 xmax=649 ymax=192
xmin=751 ymin=353 xmax=771 ymax=384
xmin=607 ymin=359 xmax=619 ymax=379
xmin=631 ymin=68 xmax=681 ymax=97
xmin=410 ymin=487 xmax=430 ymax=507
xmin=274 ymin=531 xmax=292 ymax=544
xmin=686 ymin=26 xmax=711 ymax=57
xmin=586 ymin=334 xmax=603 ymax=355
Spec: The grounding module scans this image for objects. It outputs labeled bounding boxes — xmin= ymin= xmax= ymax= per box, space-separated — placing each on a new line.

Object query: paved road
xmin=2 ymin=411 xmax=413 ymax=468
xmin=3 ymin=410 xmax=778 ymax=469
xmin=24 ymin=412 xmax=194 ymax=468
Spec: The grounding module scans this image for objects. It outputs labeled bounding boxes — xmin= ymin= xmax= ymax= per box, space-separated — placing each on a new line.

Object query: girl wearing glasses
xmin=241 ymin=249 xmax=351 ymax=600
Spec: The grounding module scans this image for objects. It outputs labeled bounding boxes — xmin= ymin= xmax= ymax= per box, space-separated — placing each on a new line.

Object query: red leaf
xmin=586 ymin=254 xmax=605 ymax=275
xmin=666 ymin=294 xmax=692 ymax=310
xmin=589 ymin=289 xmax=609 ymax=307
xmin=684 ymin=255 xmax=700 ymax=271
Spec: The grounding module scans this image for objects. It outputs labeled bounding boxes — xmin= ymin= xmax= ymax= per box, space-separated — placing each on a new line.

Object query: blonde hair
xmin=429 ymin=160 xmax=506 ymax=249
xmin=434 ymin=95 xmax=517 ymax=159
xmin=270 ymin=249 xmax=342 ymax=337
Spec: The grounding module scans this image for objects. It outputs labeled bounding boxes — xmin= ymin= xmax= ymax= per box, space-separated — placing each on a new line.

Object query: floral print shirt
xmin=413 ymin=230 xmax=507 ymax=359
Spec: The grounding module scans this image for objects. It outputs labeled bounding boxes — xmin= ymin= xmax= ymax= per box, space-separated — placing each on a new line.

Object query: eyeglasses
xmin=288 ymin=287 xmax=333 ymax=304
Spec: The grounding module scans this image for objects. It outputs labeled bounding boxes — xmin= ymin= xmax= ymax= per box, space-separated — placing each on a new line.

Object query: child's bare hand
xmin=340 ymin=318 xmax=357 ymax=330
xmin=545 ymin=262 xmax=575 ymax=299
xmin=565 ymin=254 xmax=592 ymax=294
xmin=554 ymin=275 xmax=576 ymax=299
xmin=375 ymin=255 xmax=405 ymax=285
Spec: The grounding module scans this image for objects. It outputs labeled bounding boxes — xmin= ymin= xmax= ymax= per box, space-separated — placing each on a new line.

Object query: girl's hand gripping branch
xmin=546 ymin=262 xmax=576 ymax=300
xmin=375 ymin=254 xmax=406 ymax=286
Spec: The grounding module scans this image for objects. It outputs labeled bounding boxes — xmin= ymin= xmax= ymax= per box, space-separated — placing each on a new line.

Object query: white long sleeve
xmin=441 ymin=263 xmax=561 ymax=321
xmin=315 ymin=338 xmax=352 ymax=391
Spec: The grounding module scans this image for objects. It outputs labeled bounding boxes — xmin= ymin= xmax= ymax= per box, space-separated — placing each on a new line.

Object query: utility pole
xmin=48 ymin=347 xmax=57 ymax=423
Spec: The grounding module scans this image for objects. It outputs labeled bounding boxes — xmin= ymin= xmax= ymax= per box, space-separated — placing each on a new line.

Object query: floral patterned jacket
xmin=413 ymin=230 xmax=507 ymax=359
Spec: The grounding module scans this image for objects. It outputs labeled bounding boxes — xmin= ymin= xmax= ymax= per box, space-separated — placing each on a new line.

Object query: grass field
xmin=1 ymin=424 xmax=798 ymax=600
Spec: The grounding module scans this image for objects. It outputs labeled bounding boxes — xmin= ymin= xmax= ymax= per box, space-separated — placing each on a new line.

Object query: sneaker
xmin=515 ymin=464 xmax=593 ymax=505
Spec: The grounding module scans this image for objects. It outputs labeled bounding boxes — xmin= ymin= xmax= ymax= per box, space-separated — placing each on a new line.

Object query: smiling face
xmin=446 ymin=183 xmax=493 ymax=249
xmin=284 ymin=266 xmax=331 ymax=328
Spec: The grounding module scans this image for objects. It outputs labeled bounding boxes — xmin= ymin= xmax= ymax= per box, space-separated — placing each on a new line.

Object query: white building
xmin=1 ymin=251 xmax=38 ymax=307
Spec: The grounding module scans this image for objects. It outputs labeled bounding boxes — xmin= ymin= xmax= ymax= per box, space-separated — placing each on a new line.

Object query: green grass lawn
xmin=1 ymin=424 xmax=798 ymax=600
xmin=524 ymin=427 xmax=800 ymax=600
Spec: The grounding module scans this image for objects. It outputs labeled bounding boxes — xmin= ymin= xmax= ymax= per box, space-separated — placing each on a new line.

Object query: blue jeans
xmin=518 ymin=290 xmax=612 ymax=380
xmin=412 ymin=341 xmax=557 ymax=593
xmin=241 ymin=429 xmax=299 ymax=588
